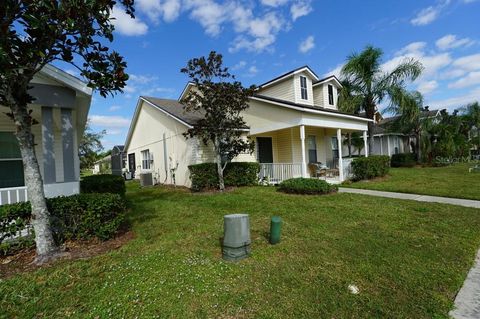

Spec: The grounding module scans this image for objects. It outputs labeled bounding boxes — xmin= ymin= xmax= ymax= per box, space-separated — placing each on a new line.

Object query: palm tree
xmin=338 ymin=46 xmax=423 ymax=154
xmin=460 ymin=102 xmax=480 ymax=153
xmin=386 ymin=90 xmax=426 ymax=162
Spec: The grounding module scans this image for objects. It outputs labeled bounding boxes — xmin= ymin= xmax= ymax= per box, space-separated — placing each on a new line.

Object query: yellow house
xmin=124 ymin=66 xmax=372 ymax=187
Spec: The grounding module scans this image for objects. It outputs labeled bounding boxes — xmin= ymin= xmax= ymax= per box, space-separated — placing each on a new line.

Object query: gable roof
xmin=312 ymin=75 xmax=343 ymax=88
xmin=258 ymin=65 xmax=319 ymax=89
xmin=39 ymin=64 xmax=92 ymax=96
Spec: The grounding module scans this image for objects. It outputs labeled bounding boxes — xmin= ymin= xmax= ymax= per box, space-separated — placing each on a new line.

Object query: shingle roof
xmin=141 ymin=96 xmax=205 ymax=125
xmin=253 ymin=94 xmax=369 ymax=120
xmin=257 ymin=65 xmax=319 ymax=88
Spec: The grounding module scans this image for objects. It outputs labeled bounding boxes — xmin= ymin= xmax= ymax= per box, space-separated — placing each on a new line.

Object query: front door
xmin=128 ymin=153 xmax=136 ymax=173
xmin=257 ymin=137 xmax=273 ymax=163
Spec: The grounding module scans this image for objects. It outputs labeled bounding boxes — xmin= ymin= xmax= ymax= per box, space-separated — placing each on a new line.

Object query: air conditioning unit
xmin=140 ymin=173 xmax=153 ymax=187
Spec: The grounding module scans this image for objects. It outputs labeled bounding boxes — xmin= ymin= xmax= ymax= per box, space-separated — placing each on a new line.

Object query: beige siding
xmin=312 ymin=86 xmax=324 ymax=107
xmin=126 ymin=100 xmax=195 ymax=187
xmin=293 ymin=72 xmax=314 ymax=106
xmin=258 ymin=78 xmax=295 ymax=103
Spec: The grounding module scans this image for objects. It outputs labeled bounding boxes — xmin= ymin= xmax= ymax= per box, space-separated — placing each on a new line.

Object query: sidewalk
xmin=338 ymin=188 xmax=480 ymax=209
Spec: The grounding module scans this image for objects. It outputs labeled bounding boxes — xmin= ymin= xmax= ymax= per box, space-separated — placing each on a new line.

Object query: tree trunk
xmin=367 ymin=121 xmax=374 ymax=155
xmin=10 ymin=102 xmax=58 ymax=264
xmin=214 ymin=138 xmax=225 ymax=191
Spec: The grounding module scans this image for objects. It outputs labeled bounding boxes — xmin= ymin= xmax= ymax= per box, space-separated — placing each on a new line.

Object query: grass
xmin=1 ymin=183 xmax=480 ymax=318
xmin=344 ymin=163 xmax=480 ymax=200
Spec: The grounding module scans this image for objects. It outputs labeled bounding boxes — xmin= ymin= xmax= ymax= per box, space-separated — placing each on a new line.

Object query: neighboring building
xmin=0 ymin=64 xmax=92 ymax=205
xmin=370 ymin=109 xmax=443 ymax=156
xmin=124 ymin=66 xmax=372 ymax=187
xmin=111 ymin=145 xmax=126 ymax=176
xmin=92 ymin=155 xmax=112 ymax=175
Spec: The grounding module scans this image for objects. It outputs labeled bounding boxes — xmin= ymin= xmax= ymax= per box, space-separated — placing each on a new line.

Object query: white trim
xmin=259 ymin=66 xmax=319 ymax=89
xmin=250 ymin=96 xmax=373 ymax=123
xmin=41 ymin=64 xmax=92 ymax=96
xmin=300 ymin=125 xmax=307 ymax=177
xmin=363 ymin=131 xmax=368 ymax=157
xmin=312 ymin=76 xmax=342 ymax=88
xmin=337 ymin=129 xmax=344 ymax=181
xmin=178 ymin=82 xmax=195 ymax=101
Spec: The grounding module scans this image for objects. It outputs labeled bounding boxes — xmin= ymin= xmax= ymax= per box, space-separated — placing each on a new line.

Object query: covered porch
xmin=252 ymin=124 xmax=369 ymax=184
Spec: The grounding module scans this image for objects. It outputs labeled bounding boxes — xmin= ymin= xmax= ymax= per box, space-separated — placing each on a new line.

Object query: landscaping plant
xmin=81 ymin=174 xmax=126 ymax=197
xmin=278 ymin=178 xmax=338 ymax=195
xmin=351 ymin=155 xmax=390 ymax=181
xmin=0 ymin=0 xmax=134 ymax=263
xmin=181 ymin=52 xmax=256 ymax=191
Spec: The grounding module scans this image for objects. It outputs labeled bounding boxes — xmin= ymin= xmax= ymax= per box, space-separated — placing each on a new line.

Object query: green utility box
xmin=270 ymin=216 xmax=282 ymax=245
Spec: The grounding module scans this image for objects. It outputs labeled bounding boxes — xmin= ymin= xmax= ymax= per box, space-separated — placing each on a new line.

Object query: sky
xmin=59 ymin=0 xmax=480 ymax=149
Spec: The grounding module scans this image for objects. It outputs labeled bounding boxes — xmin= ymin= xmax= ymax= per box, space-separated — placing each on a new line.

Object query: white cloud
xmin=428 ymin=87 xmax=480 ymax=110
xmin=108 ymin=105 xmax=122 ymax=112
xmin=417 ymin=80 xmax=438 ymax=94
xmin=247 ymin=66 xmax=259 ymax=77
xmin=410 ymin=0 xmax=450 ymax=26
xmin=299 ymin=35 xmax=315 ymax=53
xmin=291 ymin=0 xmax=312 ymax=21
xmin=448 ymin=71 xmax=480 ymax=89
xmin=185 ymin=0 xmax=227 ymax=36
xmin=111 ymin=6 xmax=148 ymax=36
xmin=232 ymin=61 xmax=247 ymax=70
xmin=435 ymin=34 xmax=475 ymax=50
xmin=452 ymin=53 xmax=480 ymax=72
xmin=323 ymin=63 xmax=344 ymax=78
xmin=228 ymin=11 xmax=285 ymax=53
xmin=383 ymin=42 xmax=451 ymax=79
xmin=136 ymin=0 xmax=181 ymax=23
xmin=129 ymin=74 xmax=158 ymax=84
xmin=89 ymin=115 xmax=130 ymax=128
xmin=261 ymin=0 xmax=290 ymax=6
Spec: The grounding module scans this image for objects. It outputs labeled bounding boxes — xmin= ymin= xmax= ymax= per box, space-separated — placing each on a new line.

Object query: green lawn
xmin=1 ymin=183 xmax=480 ymax=318
xmin=345 ymin=163 xmax=480 ymax=200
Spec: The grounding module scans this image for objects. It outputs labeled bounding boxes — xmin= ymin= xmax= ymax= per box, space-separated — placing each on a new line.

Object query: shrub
xmin=278 ymin=178 xmax=338 ymax=195
xmin=80 ymin=174 xmax=125 ymax=196
xmin=0 ymin=193 xmax=126 ymax=255
xmin=188 ymin=162 xmax=260 ymax=191
xmin=391 ymin=153 xmax=416 ymax=168
xmin=351 ymin=155 xmax=390 ymax=181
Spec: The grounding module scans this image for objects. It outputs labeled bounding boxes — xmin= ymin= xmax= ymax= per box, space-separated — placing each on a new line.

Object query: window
xmin=141 ymin=149 xmax=151 ymax=170
xmin=300 ymin=76 xmax=308 ymax=100
xmin=328 ymin=85 xmax=334 ymax=105
xmin=331 ymin=137 xmax=339 ymax=159
xmin=0 ymin=132 xmax=24 ymax=188
xmin=307 ymin=135 xmax=317 ymax=163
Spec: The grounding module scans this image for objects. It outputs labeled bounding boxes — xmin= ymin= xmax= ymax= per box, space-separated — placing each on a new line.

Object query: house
xmin=92 ymin=155 xmax=112 ymax=175
xmin=0 ymin=65 xmax=92 ymax=205
xmin=124 ymin=66 xmax=372 ymax=187
xmin=370 ymin=109 xmax=443 ymax=156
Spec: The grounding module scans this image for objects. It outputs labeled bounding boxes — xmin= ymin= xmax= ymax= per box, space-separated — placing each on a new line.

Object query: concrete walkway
xmin=338 ymin=188 xmax=480 ymax=209
xmin=449 ymin=249 xmax=480 ymax=319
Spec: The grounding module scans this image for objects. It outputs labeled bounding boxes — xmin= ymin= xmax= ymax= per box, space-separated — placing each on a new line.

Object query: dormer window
xmin=328 ymin=85 xmax=334 ymax=105
xmin=300 ymin=76 xmax=308 ymax=100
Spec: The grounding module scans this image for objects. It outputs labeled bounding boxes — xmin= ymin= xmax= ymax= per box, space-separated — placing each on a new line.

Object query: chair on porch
xmin=308 ymin=163 xmax=327 ymax=179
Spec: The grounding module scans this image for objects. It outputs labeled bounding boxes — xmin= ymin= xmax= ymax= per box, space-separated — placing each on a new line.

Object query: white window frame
xmin=141 ymin=149 xmax=151 ymax=170
xmin=300 ymin=76 xmax=308 ymax=100
xmin=328 ymin=84 xmax=334 ymax=105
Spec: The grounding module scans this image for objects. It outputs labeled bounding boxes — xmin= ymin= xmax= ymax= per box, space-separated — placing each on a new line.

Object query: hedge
xmin=80 ymin=174 xmax=126 ymax=196
xmin=0 ymin=193 xmax=126 ymax=255
xmin=351 ymin=155 xmax=390 ymax=181
xmin=278 ymin=178 xmax=338 ymax=195
xmin=391 ymin=153 xmax=416 ymax=168
xmin=188 ymin=162 xmax=260 ymax=191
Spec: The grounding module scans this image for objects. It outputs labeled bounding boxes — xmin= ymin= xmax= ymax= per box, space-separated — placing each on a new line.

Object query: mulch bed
xmin=0 ymin=231 xmax=135 ymax=279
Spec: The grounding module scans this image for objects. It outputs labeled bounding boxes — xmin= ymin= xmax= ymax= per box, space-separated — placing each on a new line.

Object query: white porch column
xmin=337 ymin=128 xmax=344 ymax=181
xmin=387 ymin=136 xmax=392 ymax=157
xmin=300 ymin=125 xmax=307 ymax=177
xmin=363 ymin=131 xmax=369 ymax=157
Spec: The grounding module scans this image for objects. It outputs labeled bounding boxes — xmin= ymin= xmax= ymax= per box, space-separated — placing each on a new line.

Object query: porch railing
xmin=0 ymin=186 xmax=28 ymax=205
xmin=259 ymin=163 xmax=303 ymax=184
